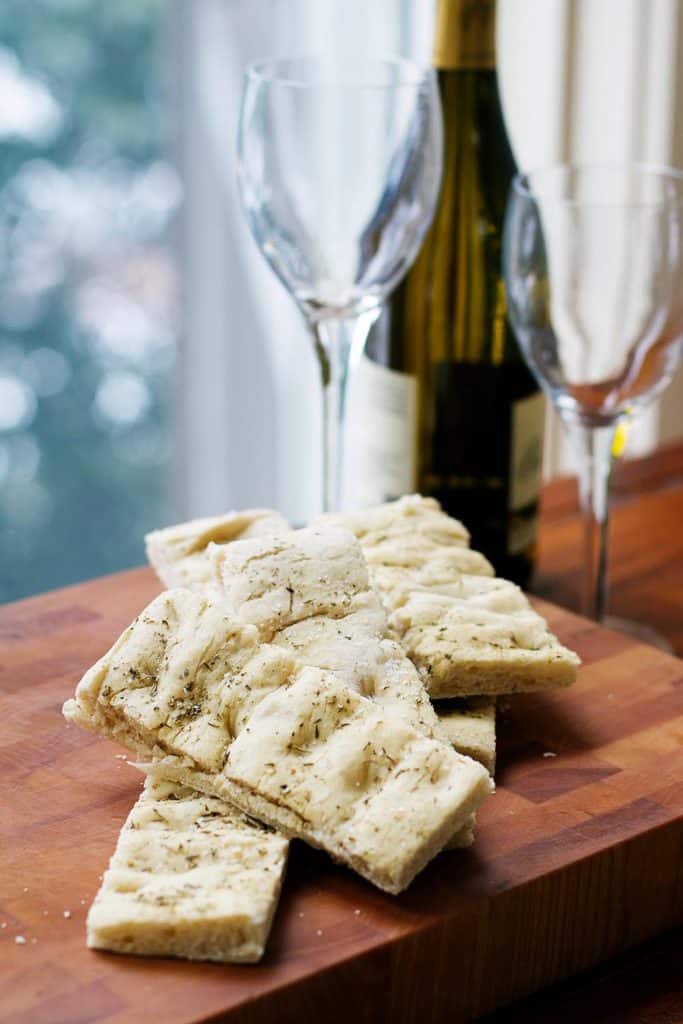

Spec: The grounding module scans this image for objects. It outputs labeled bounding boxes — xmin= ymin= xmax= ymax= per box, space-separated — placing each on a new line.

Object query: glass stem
xmin=563 ymin=419 xmax=618 ymax=622
xmin=311 ymin=307 xmax=380 ymax=513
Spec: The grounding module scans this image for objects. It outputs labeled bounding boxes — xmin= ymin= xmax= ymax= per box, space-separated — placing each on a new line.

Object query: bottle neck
xmin=433 ymin=0 xmax=496 ymax=72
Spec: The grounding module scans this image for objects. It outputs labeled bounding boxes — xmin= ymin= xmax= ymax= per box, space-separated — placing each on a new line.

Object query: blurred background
xmin=1 ymin=0 xmax=682 ymax=602
xmin=0 ymin=0 xmax=177 ymax=601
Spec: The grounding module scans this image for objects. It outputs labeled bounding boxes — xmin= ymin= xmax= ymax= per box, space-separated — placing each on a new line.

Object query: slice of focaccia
xmin=321 ymin=498 xmax=493 ymax=582
xmin=209 ymin=525 xmax=444 ymax=742
xmin=145 ymin=509 xmax=290 ymax=591
xmin=63 ymin=589 xmax=492 ymax=894
xmin=87 ymin=774 xmax=288 ymax=963
xmin=368 ymin=558 xmax=494 ymax=610
xmin=322 ymin=494 xmax=470 ymax=548
xmin=322 ymin=498 xmax=579 ymax=698
xmin=210 ymin=526 xmax=482 ymax=849
xmin=433 ymin=697 xmax=496 ymax=775
xmin=390 ymin=576 xmax=580 ymax=697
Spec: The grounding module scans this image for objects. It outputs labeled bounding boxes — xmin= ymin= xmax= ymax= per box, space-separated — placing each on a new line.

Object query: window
xmin=2 ymin=0 xmax=681 ymax=602
xmin=0 ymin=0 xmax=179 ymax=601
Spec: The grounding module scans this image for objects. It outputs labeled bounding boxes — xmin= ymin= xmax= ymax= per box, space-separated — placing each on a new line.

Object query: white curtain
xmin=171 ymin=0 xmax=434 ymax=524
xmin=498 ymin=0 xmax=683 ymax=473
xmin=173 ymin=0 xmax=683 ymax=520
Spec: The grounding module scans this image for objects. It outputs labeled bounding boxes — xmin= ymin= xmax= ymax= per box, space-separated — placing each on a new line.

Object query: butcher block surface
xmin=1 ymin=567 xmax=682 ymax=1024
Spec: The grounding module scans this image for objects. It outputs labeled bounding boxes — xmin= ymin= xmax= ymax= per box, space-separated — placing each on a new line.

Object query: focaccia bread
xmin=322 ymin=500 xmax=493 ymax=581
xmin=210 ymin=525 xmax=369 ymax=636
xmin=321 ymin=494 xmax=470 ymax=548
xmin=87 ymin=774 xmax=288 ymax=963
xmin=211 ymin=525 xmax=481 ymax=847
xmin=209 ymin=526 xmax=445 ymax=742
xmin=159 ymin=669 xmax=490 ymax=891
xmin=433 ymin=697 xmax=496 ymax=774
xmin=322 ymin=500 xmax=579 ymax=698
xmin=145 ymin=509 xmax=290 ymax=591
xmin=391 ymin=576 xmax=580 ymax=697
xmin=158 ymin=522 xmax=476 ymax=844
xmin=368 ymin=558 xmax=494 ymax=611
xmin=63 ymin=589 xmax=492 ymax=894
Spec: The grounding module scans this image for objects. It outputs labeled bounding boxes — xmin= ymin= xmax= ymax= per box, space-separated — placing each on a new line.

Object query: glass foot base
xmin=602 ymin=615 xmax=674 ymax=655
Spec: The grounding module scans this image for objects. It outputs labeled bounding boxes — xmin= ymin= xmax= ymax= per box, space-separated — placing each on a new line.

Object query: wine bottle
xmin=345 ymin=0 xmax=544 ymax=587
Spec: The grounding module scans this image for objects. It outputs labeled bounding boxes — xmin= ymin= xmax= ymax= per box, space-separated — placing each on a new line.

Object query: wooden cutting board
xmin=1 ymin=567 xmax=682 ymax=1024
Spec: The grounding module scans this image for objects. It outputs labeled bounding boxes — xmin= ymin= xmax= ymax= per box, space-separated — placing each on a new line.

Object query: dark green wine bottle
xmin=348 ymin=0 xmax=544 ymax=587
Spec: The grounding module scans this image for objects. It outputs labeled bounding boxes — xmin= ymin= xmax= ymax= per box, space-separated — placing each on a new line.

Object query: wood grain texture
xmin=487 ymin=442 xmax=683 ymax=1024
xmin=480 ymin=928 xmax=683 ymax=1024
xmin=1 ymin=448 xmax=682 ymax=1024
xmin=535 ymin=441 xmax=683 ymax=654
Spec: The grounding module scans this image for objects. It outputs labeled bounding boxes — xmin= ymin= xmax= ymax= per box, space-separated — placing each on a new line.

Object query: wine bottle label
xmin=507 ymin=390 xmax=544 ymax=556
xmin=508 ymin=391 xmax=545 ymax=512
xmin=417 ymin=360 xmax=543 ymax=583
xmin=345 ymin=354 xmax=418 ymax=508
xmin=433 ymin=0 xmax=496 ymax=71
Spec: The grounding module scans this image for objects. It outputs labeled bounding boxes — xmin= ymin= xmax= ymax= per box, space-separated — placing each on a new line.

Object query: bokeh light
xmin=0 ymin=374 xmax=37 ymax=431
xmin=94 ymin=371 xmax=151 ymax=426
xmin=23 ymin=347 xmax=70 ymax=396
xmin=0 ymin=0 xmax=179 ymax=602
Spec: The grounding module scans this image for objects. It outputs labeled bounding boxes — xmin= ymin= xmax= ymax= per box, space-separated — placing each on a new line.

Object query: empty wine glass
xmin=503 ymin=163 xmax=683 ymax=644
xmin=237 ymin=57 xmax=442 ymax=512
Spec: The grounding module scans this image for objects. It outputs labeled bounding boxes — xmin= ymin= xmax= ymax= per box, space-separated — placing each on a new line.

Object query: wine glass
xmin=237 ymin=57 xmax=442 ymax=513
xmin=503 ymin=163 xmax=683 ymax=645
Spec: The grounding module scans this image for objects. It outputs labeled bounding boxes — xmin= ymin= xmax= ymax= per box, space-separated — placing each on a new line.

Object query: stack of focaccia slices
xmin=63 ymin=497 xmax=579 ymax=963
xmin=319 ymin=496 xmax=580 ymax=698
